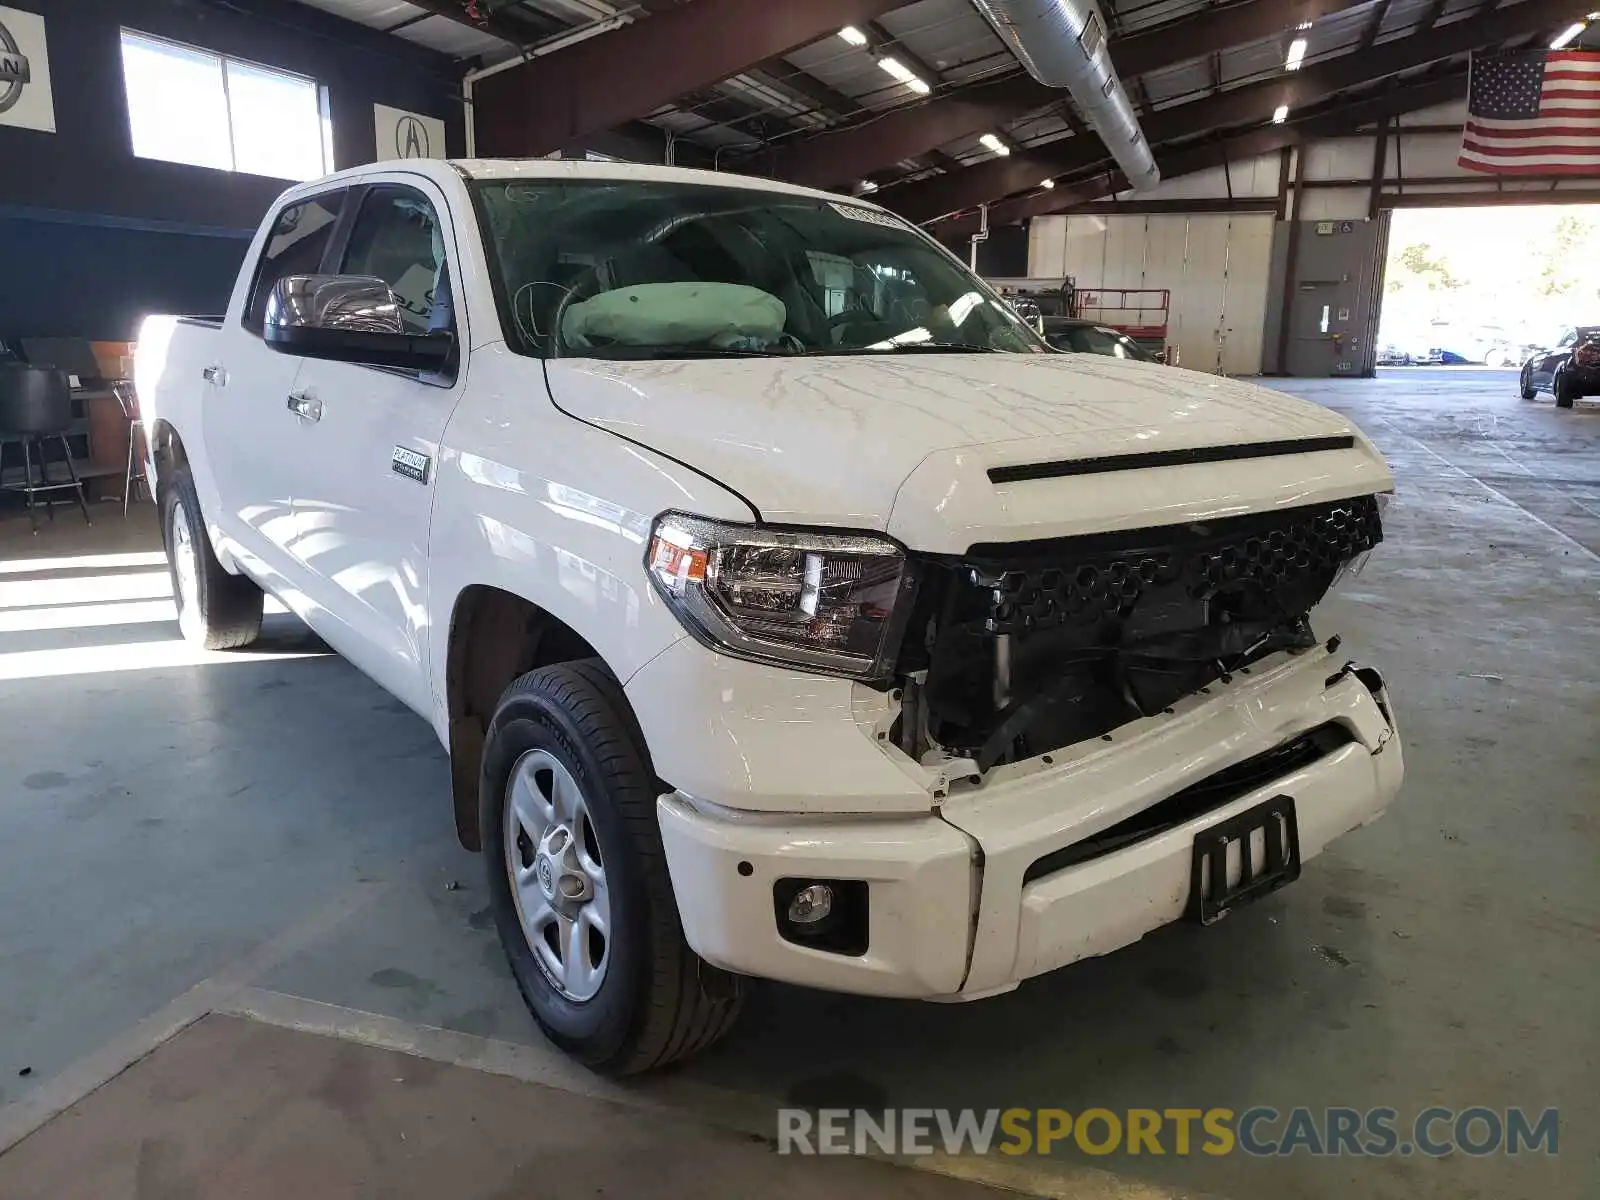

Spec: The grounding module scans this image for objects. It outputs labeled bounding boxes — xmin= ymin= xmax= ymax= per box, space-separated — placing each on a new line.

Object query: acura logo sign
xmin=0 ymin=17 xmax=29 ymax=115
xmin=396 ymin=114 xmax=430 ymax=159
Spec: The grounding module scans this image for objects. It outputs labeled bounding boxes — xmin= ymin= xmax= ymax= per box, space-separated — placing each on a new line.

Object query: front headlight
xmin=645 ymin=513 xmax=913 ymax=681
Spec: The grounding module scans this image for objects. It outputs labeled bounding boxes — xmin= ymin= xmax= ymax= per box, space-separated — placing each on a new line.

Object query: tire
xmin=1520 ymin=368 xmax=1537 ymax=401
xmin=481 ymin=659 xmax=745 ymax=1075
xmin=1555 ymin=370 xmax=1579 ymax=409
xmin=160 ymin=467 xmax=263 ymax=650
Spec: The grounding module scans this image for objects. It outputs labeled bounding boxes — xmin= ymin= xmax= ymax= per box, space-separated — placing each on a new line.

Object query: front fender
xmin=135 ymin=316 xmax=236 ymax=566
xmin=424 ymin=343 xmax=755 ymax=740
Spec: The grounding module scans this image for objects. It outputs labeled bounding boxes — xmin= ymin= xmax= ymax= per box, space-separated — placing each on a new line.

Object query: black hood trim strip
xmin=988 ymin=436 xmax=1357 ymax=484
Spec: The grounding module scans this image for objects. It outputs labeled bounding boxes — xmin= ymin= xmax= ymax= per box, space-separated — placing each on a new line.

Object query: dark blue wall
xmin=937 ymin=223 xmax=1030 ymax=279
xmin=0 ymin=0 xmax=466 ymax=340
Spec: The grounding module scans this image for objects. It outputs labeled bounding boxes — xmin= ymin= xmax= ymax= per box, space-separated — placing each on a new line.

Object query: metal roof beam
xmin=1358 ymin=0 xmax=1396 ymax=50
xmin=759 ymin=75 xmax=1061 ymax=189
xmin=1110 ymin=0 xmax=1368 ymax=77
xmin=884 ymin=0 xmax=1585 ymax=223
xmin=1139 ymin=0 xmax=1580 ymax=144
xmin=738 ymin=0 xmax=1375 ymax=192
xmin=400 ymin=0 xmax=558 ymax=47
xmin=754 ymin=58 xmax=867 ymax=119
xmin=935 ymin=72 xmax=1468 ymax=236
xmin=471 ymin=0 xmax=906 ymax=156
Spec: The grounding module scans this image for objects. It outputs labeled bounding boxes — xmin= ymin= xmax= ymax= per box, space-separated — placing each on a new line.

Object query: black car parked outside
xmin=1041 ymin=317 xmax=1160 ymax=363
xmin=1520 ymin=325 xmax=1600 ymax=409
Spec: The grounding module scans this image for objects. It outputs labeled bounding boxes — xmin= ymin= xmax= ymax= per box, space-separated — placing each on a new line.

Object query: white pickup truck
xmin=138 ymin=158 xmax=1403 ymax=1074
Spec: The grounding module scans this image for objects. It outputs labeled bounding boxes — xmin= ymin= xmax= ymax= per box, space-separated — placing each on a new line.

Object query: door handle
xmin=287 ymin=391 xmax=323 ymax=422
xmin=202 ymin=365 xmax=227 ymax=386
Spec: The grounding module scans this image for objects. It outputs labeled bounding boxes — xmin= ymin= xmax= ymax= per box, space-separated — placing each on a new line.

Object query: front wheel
xmin=480 ymin=660 xmax=744 ymax=1074
xmin=161 ymin=467 xmax=263 ymax=650
xmin=1555 ymin=370 xmax=1580 ymax=409
xmin=1520 ymin=368 xmax=1537 ymax=401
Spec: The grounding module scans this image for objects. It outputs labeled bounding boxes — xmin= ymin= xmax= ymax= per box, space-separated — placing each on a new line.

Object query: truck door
xmin=278 ymin=177 xmax=465 ymax=716
xmin=200 ymin=188 xmax=349 ymax=590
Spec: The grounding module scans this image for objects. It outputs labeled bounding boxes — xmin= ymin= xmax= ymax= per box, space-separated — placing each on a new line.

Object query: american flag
xmin=1459 ymin=49 xmax=1600 ymax=175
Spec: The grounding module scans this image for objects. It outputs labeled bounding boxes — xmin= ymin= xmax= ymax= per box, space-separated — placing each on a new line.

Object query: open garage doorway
xmin=1377 ymin=204 xmax=1600 ymax=370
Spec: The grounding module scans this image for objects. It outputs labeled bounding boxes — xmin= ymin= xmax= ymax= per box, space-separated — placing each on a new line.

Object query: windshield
xmin=470 ymin=180 xmax=1047 ymax=359
xmin=1045 ymin=323 xmax=1157 ymax=362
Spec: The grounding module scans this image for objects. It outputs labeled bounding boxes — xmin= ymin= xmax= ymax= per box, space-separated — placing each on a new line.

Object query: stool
xmin=113 ymin=380 xmax=149 ymax=516
xmin=0 ymin=364 xmax=91 ymax=534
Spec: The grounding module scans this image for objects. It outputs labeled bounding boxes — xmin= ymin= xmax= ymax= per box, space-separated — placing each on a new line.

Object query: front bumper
xmin=637 ymin=641 xmax=1402 ymax=1000
xmin=1567 ymin=363 xmax=1600 ymax=389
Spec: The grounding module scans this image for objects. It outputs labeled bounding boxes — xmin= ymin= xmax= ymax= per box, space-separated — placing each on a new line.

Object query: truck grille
xmin=965 ymin=495 xmax=1382 ymax=637
xmin=895 ymin=495 xmax=1384 ymax=768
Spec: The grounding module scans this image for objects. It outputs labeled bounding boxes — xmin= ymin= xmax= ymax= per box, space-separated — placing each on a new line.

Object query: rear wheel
xmin=480 ymin=660 xmax=744 ymax=1074
xmin=1520 ymin=367 xmax=1537 ymax=401
xmin=161 ymin=467 xmax=262 ymax=649
xmin=1555 ymin=369 xmax=1580 ymax=409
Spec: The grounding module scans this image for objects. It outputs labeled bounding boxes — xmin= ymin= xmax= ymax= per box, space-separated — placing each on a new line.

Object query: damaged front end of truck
xmin=891 ymin=494 xmax=1384 ymax=773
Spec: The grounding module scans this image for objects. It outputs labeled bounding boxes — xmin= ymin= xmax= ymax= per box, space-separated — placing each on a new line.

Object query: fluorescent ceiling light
xmin=1285 ymin=37 xmax=1308 ymax=70
xmin=979 ymin=132 xmax=1011 ymax=156
xmin=1550 ymin=21 xmax=1586 ymax=47
xmin=838 ymin=26 xmax=868 ymax=46
xmin=1296 ymin=20 xmax=1313 ymax=29
xmin=1040 ymin=177 xmax=1056 ymax=188
xmin=858 ymin=179 xmax=878 ymax=193
xmin=1273 ymin=104 xmax=1289 ymax=123
xmin=877 ymin=55 xmax=931 ymax=93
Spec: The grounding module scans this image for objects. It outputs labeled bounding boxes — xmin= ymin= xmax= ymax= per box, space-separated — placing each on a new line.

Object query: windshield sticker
xmin=828 ymin=202 xmax=908 ymax=230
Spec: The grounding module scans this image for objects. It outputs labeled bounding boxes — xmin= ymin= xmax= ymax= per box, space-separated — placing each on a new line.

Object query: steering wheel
xmin=830 ymin=307 xmax=879 ymax=328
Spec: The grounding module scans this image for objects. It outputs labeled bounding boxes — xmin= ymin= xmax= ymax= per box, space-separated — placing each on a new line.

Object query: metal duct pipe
xmin=967 ymin=0 xmax=1159 ymax=189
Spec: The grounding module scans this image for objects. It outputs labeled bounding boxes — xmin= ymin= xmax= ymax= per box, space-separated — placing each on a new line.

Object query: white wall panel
xmin=1114 ymin=153 xmax=1282 ymax=201
xmin=1303 ymin=140 xmax=1374 ymax=181
xmin=1029 ymin=212 xmax=1274 ymax=374
xmin=1397 ymin=99 xmax=1467 ymax=126
xmin=1028 ymin=217 xmax=1068 ymax=278
xmin=1300 ymin=189 xmax=1371 ymax=220
xmin=1394 ymin=132 xmax=1470 ymax=176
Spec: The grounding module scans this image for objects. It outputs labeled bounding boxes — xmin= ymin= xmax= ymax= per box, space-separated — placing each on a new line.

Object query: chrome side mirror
xmin=264 ymin=274 xmax=452 ymax=371
xmin=266 ymin=274 xmax=406 ymax=335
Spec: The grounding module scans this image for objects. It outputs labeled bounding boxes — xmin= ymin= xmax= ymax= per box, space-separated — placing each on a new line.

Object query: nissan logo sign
xmin=0 ymin=17 xmax=30 ymax=115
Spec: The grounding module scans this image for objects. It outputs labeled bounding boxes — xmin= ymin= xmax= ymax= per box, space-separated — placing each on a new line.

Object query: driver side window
xmin=340 ymin=185 xmax=453 ymax=335
xmin=244 ymin=190 xmax=346 ymax=334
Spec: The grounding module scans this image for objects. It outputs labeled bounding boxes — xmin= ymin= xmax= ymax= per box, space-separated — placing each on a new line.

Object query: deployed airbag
xmin=562 ymin=282 xmax=786 ymax=348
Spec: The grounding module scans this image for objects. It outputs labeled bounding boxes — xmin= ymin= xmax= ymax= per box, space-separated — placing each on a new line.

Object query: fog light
xmin=775 ymin=878 xmax=869 ymax=955
xmin=786 ymin=883 xmax=834 ymax=925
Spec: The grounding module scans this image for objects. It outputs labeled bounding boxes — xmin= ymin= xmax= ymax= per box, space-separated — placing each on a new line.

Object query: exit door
xmin=1287 ymin=281 xmax=1351 ymax=377
xmin=1277 ymin=215 xmax=1391 ymax=377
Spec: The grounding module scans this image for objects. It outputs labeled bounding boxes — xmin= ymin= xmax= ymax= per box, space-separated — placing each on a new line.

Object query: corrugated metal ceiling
xmin=285 ymin=0 xmax=1548 ymax=185
xmin=290 ymin=0 xmax=511 ymax=59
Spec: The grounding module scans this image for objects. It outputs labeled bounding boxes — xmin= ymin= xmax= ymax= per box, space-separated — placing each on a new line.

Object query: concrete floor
xmin=0 ymin=369 xmax=1595 ymax=1199
xmin=0 ymin=1015 xmax=1018 ymax=1200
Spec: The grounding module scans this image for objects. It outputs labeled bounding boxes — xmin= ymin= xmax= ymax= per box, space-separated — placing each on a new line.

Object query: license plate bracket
xmin=1185 ymin=794 xmax=1301 ymax=925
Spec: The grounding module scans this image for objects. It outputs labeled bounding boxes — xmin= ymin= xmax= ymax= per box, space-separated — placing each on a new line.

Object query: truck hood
xmin=543 ymin=354 xmax=1393 ymax=553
